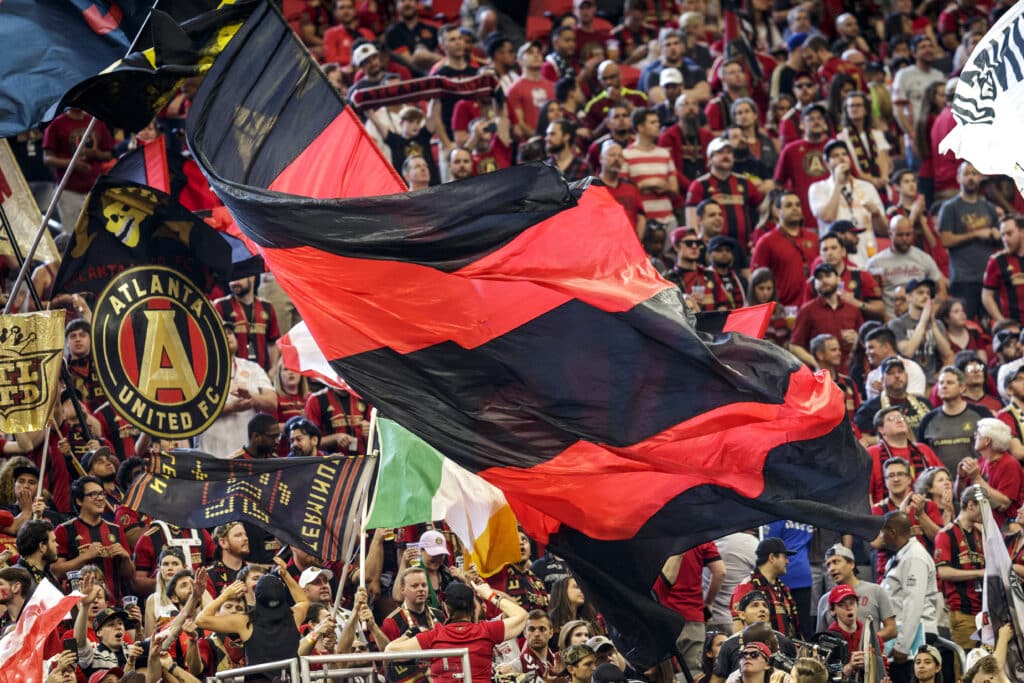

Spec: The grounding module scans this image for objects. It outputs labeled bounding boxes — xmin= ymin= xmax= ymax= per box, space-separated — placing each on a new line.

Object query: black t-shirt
xmin=384 ymin=21 xmax=438 ymax=75
xmin=385 ymin=127 xmax=441 ymax=186
xmin=712 ymin=631 xmax=796 ymax=678
xmin=433 ymin=63 xmax=479 ymax=138
xmin=531 ymin=554 xmax=571 ymax=593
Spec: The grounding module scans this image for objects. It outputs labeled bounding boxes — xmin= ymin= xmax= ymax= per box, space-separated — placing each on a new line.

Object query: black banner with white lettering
xmin=124 ymin=450 xmax=376 ymax=562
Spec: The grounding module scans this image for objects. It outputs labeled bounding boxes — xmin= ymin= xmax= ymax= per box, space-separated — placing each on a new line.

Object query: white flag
xmin=939 ymin=2 xmax=1024 ymax=192
xmin=277 ymin=320 xmax=353 ymax=392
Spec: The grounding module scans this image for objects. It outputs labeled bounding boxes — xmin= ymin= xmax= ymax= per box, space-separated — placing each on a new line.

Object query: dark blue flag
xmin=0 ymin=0 xmax=153 ymax=136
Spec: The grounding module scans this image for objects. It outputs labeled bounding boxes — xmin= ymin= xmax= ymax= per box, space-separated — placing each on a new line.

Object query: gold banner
xmin=0 ymin=139 xmax=59 ymax=263
xmin=0 ymin=311 xmax=65 ymax=433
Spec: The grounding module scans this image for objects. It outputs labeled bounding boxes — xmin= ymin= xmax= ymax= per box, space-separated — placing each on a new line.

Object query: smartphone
xmin=63 ymin=638 xmax=78 ymax=662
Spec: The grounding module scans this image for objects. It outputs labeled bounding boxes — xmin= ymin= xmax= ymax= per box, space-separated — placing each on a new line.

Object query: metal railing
xmin=206 ymin=648 xmax=472 ymax=683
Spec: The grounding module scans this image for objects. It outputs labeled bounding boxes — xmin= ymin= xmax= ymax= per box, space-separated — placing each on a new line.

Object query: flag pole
xmin=360 ymin=408 xmax=379 ymax=591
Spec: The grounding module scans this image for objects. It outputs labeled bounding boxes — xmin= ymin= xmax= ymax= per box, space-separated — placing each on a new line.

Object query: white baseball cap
xmin=298 ymin=566 xmax=335 ymax=588
xmin=352 ymin=43 xmax=379 ymax=67
xmin=418 ymin=530 xmax=450 ymax=557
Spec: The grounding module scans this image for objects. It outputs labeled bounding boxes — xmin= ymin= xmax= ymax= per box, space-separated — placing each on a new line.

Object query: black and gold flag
xmin=124 ymin=450 xmax=376 ymax=562
xmin=51 ymin=0 xmax=258 ymax=133
xmin=0 ymin=311 xmax=65 ymax=433
xmin=51 ymin=177 xmax=232 ymax=298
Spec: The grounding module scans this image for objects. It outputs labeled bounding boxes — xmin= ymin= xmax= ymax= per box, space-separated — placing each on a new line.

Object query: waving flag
xmin=367 ymin=418 xmax=521 ymax=578
xmin=939 ymin=1 xmax=1024 ymax=192
xmin=0 ymin=0 xmax=152 ymax=137
xmin=976 ymin=493 xmax=1024 ymax=675
xmin=278 ymin=321 xmax=351 ymax=391
xmin=186 ymin=1 xmax=876 ymax=666
xmin=0 ymin=580 xmax=83 ymax=683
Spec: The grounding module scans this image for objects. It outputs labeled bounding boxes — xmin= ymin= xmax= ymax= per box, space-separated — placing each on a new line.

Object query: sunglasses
xmin=681 ymin=239 xmax=702 ymax=247
xmin=740 ymin=651 xmax=766 ymax=661
xmin=794 ymin=82 xmax=815 ymax=89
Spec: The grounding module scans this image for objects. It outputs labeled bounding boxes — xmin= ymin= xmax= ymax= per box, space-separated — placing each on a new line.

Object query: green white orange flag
xmin=367 ymin=417 xmax=520 ymax=577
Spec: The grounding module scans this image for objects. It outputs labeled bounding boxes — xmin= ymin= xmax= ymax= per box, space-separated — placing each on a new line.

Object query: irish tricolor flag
xmin=367 ymin=418 xmax=520 ymax=577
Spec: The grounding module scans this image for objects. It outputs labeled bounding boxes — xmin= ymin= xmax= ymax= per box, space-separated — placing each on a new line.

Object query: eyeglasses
xmin=681 ymin=239 xmax=702 ymax=247
xmin=740 ymin=651 xmax=766 ymax=660
xmin=965 ymin=363 xmax=985 ymax=372
xmin=885 ymin=472 xmax=910 ymax=480
xmin=83 ymin=491 xmax=106 ymax=499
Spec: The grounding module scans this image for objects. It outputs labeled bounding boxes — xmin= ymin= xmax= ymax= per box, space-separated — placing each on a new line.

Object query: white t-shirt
xmin=194 ymin=357 xmax=273 ymax=458
xmin=807 ymin=176 xmax=884 ymax=266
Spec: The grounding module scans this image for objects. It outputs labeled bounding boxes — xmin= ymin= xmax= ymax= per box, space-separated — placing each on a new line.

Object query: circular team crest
xmin=92 ymin=266 xmax=230 ymax=439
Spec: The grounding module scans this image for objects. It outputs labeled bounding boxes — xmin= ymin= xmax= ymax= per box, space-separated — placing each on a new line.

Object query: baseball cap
xmin=786 ymin=32 xmax=808 ymax=52
xmin=593 ymin=663 xmax=627 ymax=683
xmin=741 ymin=641 xmax=772 ymax=659
xmin=659 ymin=67 xmax=683 ymax=87
xmin=756 ymin=536 xmax=795 ymax=557
xmin=828 ymin=583 xmax=857 ymax=605
xmin=737 ymin=589 xmax=769 ymax=610
xmin=299 ymin=566 xmax=335 ymax=588
xmin=93 ymin=606 xmax=137 ymax=632
xmin=707 ymin=235 xmax=739 ymax=253
xmin=81 ymin=446 xmax=115 ymax=473
xmin=563 ymin=644 xmax=596 ymax=666
xmin=905 ymin=277 xmax=936 ymax=298
xmin=516 ymin=40 xmax=543 ymax=62
xmin=823 ymin=139 xmax=850 ymax=159
xmin=813 ymin=262 xmax=837 ymax=278
xmin=824 ymin=543 xmax=855 ymax=562
xmin=11 ymin=463 xmax=40 ymax=481
xmin=670 ymin=227 xmax=698 ymax=247
xmin=917 ymin=644 xmax=942 ymax=667
xmin=1003 ymin=361 xmax=1024 ymax=390
xmin=802 ymin=102 xmax=828 ymax=120
xmin=88 ymin=668 xmax=124 ymax=683
xmin=418 ymin=530 xmax=450 ymax=556
xmin=880 ymin=356 xmax=905 ymax=374
xmin=828 ymin=219 xmax=865 ymax=234
xmin=586 ymin=635 xmax=615 ymax=652
xmin=352 ymin=43 xmax=379 ymax=67
xmin=706 ymin=137 xmax=733 ymax=158
xmin=995 ymin=328 xmax=1020 ymax=354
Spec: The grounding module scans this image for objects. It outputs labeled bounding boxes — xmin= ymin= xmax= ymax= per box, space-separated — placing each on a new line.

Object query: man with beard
xmin=939 ymin=162 xmax=1001 ymax=319
xmin=582 ymin=61 xmax=648 ymax=136
xmin=14 ymin=519 xmax=60 ymax=589
xmin=777 ymin=72 xmax=821 ymax=147
xmin=705 ymin=59 xmax=750 ymax=137
xmin=207 ymin=522 xmax=250 ymax=595
xmin=730 ymin=538 xmax=800 ymax=639
xmin=639 ymin=30 xmax=709 ymax=100
xmin=706 ymin=236 xmax=747 ymax=309
xmin=654 ymin=68 xmax=684 ymax=128
xmin=808 ymin=140 xmax=887 ymax=266
xmin=0 ymin=567 xmax=33 ymax=632
xmin=214 ymin=275 xmax=281 ymax=372
xmin=665 ymin=229 xmax=726 ymax=311
xmin=586 ymin=104 xmax=633 ymax=172
xmin=54 ymin=476 xmax=136 ymax=603
xmin=803 ymin=231 xmax=885 ymax=318
xmin=545 ymin=119 xmax=591 ymax=182
xmin=867 ymin=216 xmax=946 ymax=316
xmin=350 ymin=43 xmax=399 ymax=94
xmin=791 ymin=263 xmax=864 ymax=373
xmin=382 ymin=567 xmax=442 ymax=683
xmin=659 ymin=93 xmax=713 ymax=182
xmin=855 ymin=359 xmax=934 ymax=441
xmin=431 ymin=24 xmax=478 ymax=138
xmin=725 ymin=126 xmax=772 ymax=193
xmin=687 ymin=138 xmax=762 ymax=248
xmin=286 ymin=418 xmax=323 ymax=457
xmin=983 ymin=214 xmax=1024 ymax=323
xmin=598 ymin=141 xmax=644 ymax=238
xmin=887 ymin=278 xmax=952 ymax=386
xmin=500 ymin=611 xmax=557 ymax=679
xmin=750 ymin=191 xmax=819 ymax=307
xmin=299 ymin=566 xmax=334 ymax=605
xmin=384 ymin=0 xmax=440 ymax=76
xmin=774 ymin=103 xmax=831 ymax=228
xmin=446 ymin=147 xmax=474 ymax=182
xmin=229 ymin=413 xmax=282 ymax=461
xmin=814 ymin=544 xmax=896 ymax=639
xmin=65 ymin=319 xmax=105 ymax=410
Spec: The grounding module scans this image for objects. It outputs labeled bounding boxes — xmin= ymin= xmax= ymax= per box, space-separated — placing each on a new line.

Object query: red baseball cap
xmin=828 ymin=584 xmax=857 ymax=605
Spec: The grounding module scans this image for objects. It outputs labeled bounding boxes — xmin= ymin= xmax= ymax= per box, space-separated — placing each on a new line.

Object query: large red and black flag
xmin=186 ymin=1 xmax=876 ymax=666
xmin=0 ymin=0 xmax=153 ymax=136
xmin=50 ymin=177 xmax=232 ymax=297
xmin=124 ymin=450 xmax=376 ymax=564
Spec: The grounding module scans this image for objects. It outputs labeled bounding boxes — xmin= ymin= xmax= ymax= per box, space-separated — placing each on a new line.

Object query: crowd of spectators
xmin=4 ymin=0 xmax=1024 ymax=682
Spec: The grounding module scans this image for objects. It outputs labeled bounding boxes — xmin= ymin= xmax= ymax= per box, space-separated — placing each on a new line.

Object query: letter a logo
xmin=138 ymin=309 xmax=201 ymax=401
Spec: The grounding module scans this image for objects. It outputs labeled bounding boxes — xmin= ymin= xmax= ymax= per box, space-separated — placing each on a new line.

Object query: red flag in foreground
xmin=0 ymin=580 xmax=82 ymax=683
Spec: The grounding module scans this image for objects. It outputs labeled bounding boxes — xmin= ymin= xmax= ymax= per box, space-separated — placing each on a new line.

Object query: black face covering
xmin=254 ymin=574 xmax=290 ymax=611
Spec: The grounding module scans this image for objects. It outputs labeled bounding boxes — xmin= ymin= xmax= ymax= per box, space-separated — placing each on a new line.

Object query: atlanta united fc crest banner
xmin=0 ymin=311 xmax=65 ymax=433
xmin=91 ymin=265 xmax=231 ymax=439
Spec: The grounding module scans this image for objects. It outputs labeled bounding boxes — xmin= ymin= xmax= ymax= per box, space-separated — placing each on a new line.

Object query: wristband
xmin=490 ymin=594 xmax=503 ymax=607
xmin=168 ymin=664 xmax=178 ymax=675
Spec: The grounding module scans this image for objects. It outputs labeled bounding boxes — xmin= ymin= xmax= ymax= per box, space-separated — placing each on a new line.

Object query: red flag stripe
xmin=722 ymin=302 xmax=774 ymax=338
xmin=142 ymin=138 xmax=170 ymax=193
xmin=261 ymin=187 xmax=675 ymax=359
xmin=480 ymin=366 xmax=845 ymax=542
